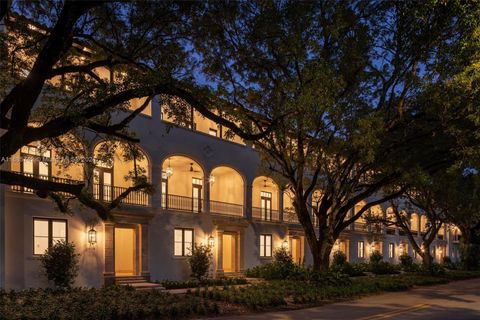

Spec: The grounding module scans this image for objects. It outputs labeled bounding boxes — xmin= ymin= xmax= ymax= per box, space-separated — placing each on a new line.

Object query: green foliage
xmin=330 ymin=252 xmax=366 ymax=277
xmin=369 ymin=261 xmax=400 ymax=275
xmin=273 ymin=246 xmax=294 ymax=266
xmin=40 ymin=240 xmax=79 ymax=290
xmin=369 ymin=251 xmax=383 ymax=264
xmin=188 ymin=244 xmax=212 ymax=280
xmin=0 ymin=286 xmax=221 ymax=319
xmin=420 ymin=263 xmax=446 ymax=276
xmin=159 ymin=278 xmax=247 ymax=289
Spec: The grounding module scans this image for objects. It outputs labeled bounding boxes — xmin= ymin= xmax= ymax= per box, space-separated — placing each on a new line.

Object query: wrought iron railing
xmin=386 ymin=226 xmax=396 ymax=235
xmin=10 ymin=171 xmax=83 ymax=195
xmin=355 ymin=221 xmax=368 ymax=231
xmin=93 ymin=183 xmax=149 ymax=206
xmin=284 ymin=209 xmax=300 ymax=224
xmin=161 ymin=193 xmax=203 ymax=213
xmin=210 ymin=200 xmax=244 ymax=216
xmin=252 ymin=207 xmax=279 ymax=221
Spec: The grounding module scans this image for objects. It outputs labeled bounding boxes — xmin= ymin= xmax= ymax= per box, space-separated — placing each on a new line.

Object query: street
xmin=212 ymin=278 xmax=480 ymax=320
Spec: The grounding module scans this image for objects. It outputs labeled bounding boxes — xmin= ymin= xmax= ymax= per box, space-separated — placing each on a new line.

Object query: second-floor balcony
xmin=252 ymin=207 xmax=280 ymax=221
xmin=93 ymin=183 xmax=150 ymax=206
xmin=210 ymin=199 xmax=244 ymax=217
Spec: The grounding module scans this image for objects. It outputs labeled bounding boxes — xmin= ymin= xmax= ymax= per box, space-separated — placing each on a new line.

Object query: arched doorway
xmin=161 ymin=155 xmax=204 ymax=212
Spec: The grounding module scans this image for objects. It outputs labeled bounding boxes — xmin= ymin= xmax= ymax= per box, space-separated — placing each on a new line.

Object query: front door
xmin=291 ymin=237 xmax=303 ymax=264
xmin=115 ymin=227 xmax=136 ymax=276
xmin=222 ymin=233 xmax=236 ymax=273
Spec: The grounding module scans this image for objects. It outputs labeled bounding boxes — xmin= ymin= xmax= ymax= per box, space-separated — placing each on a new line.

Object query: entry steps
xmin=115 ymin=276 xmax=164 ymax=291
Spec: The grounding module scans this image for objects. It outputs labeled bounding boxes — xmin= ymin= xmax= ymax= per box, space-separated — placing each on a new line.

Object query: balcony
xmin=10 ymin=171 xmax=83 ymax=196
xmin=93 ymin=183 xmax=150 ymax=206
xmin=252 ymin=207 xmax=280 ymax=222
xmin=355 ymin=221 xmax=368 ymax=232
xmin=284 ymin=209 xmax=300 ymax=224
xmin=210 ymin=199 xmax=244 ymax=217
xmin=386 ymin=226 xmax=396 ymax=235
xmin=161 ymin=193 xmax=203 ymax=213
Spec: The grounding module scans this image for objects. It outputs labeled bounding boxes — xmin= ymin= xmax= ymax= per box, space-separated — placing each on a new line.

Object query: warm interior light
xmin=165 ymin=158 xmax=173 ymax=177
xmin=209 ymin=175 xmax=215 ymax=184
xmin=282 ymin=239 xmax=289 ymax=249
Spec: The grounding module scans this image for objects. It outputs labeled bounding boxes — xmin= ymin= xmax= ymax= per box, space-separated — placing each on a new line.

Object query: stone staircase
xmin=115 ymin=276 xmax=164 ymax=291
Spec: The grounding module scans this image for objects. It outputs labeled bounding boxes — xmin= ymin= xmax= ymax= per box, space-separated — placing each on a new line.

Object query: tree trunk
xmin=421 ymin=243 xmax=433 ymax=271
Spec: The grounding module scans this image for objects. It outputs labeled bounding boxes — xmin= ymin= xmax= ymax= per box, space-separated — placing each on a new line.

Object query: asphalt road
xmin=212 ymin=278 xmax=480 ymax=320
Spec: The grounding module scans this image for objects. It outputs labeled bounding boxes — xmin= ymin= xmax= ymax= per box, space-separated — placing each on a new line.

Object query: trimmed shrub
xmin=370 ymin=251 xmax=383 ymax=264
xmin=370 ymin=261 xmax=400 ymax=275
xmin=188 ymin=244 xmax=212 ymax=280
xmin=40 ymin=240 xmax=79 ymax=289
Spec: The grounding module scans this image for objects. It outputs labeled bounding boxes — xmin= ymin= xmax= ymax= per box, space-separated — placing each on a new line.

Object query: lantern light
xmin=208 ymin=235 xmax=215 ymax=247
xmin=209 ymin=175 xmax=215 ymax=184
xmin=282 ymin=239 xmax=289 ymax=249
xmin=88 ymin=228 xmax=97 ymax=246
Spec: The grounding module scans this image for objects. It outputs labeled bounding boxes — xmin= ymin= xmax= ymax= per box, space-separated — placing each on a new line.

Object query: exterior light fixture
xmin=88 ymin=228 xmax=97 ymax=246
xmin=165 ymin=158 xmax=173 ymax=177
xmin=282 ymin=239 xmax=289 ymax=249
xmin=208 ymin=235 xmax=215 ymax=247
xmin=209 ymin=175 xmax=215 ymax=184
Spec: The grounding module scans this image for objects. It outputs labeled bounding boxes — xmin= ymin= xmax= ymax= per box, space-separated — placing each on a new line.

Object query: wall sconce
xmin=208 ymin=235 xmax=215 ymax=247
xmin=88 ymin=228 xmax=97 ymax=247
xmin=209 ymin=175 xmax=215 ymax=184
xmin=282 ymin=239 xmax=289 ymax=249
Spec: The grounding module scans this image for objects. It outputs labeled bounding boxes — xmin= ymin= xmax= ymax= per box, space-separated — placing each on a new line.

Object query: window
xmin=389 ymin=243 xmax=395 ymax=258
xmin=209 ymin=128 xmax=218 ymax=137
xmin=33 ymin=218 xmax=67 ymax=255
xmin=20 ymin=146 xmax=51 ymax=192
xmin=358 ymin=241 xmax=365 ymax=258
xmin=260 ymin=234 xmax=272 ymax=257
xmin=260 ymin=191 xmax=272 ymax=220
xmin=174 ymin=228 xmax=194 ymax=256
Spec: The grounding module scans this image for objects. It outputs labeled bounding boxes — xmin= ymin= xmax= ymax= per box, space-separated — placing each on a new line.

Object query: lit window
xmin=260 ymin=234 xmax=272 ymax=257
xmin=209 ymin=128 xmax=218 ymax=137
xmin=174 ymin=228 xmax=194 ymax=256
xmin=389 ymin=243 xmax=395 ymax=258
xmin=33 ymin=218 xmax=67 ymax=255
xmin=358 ymin=241 xmax=365 ymax=258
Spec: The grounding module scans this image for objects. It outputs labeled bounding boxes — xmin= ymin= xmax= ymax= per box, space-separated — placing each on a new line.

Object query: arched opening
xmin=354 ymin=201 xmax=368 ymax=231
xmin=10 ymin=135 xmax=84 ymax=193
xmin=93 ymin=142 xmax=150 ymax=206
xmin=283 ymin=187 xmax=298 ymax=223
xmin=209 ymin=166 xmax=244 ymax=216
xmin=252 ymin=176 xmax=279 ymax=221
xmin=161 ymin=155 xmax=204 ymax=212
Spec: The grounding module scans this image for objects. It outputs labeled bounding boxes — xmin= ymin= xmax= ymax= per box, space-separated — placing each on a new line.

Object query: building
xmin=0 ymin=19 xmax=461 ymax=290
xmin=0 ymin=98 xmax=461 ymax=289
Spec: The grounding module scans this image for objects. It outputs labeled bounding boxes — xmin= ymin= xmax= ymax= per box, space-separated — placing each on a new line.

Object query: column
xmin=216 ymin=230 xmax=224 ymax=276
xmin=245 ymin=183 xmax=253 ymax=220
xmin=103 ymin=222 xmax=115 ymax=286
xmin=204 ymin=175 xmax=211 ymax=213
xmin=238 ymin=230 xmax=245 ymax=272
xmin=150 ymin=163 xmax=162 ymax=209
xmin=140 ymin=223 xmax=150 ymax=280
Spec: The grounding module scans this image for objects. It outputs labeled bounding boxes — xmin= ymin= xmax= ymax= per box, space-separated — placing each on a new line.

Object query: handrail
xmin=252 ymin=206 xmax=279 ymax=221
xmin=10 ymin=171 xmax=82 ymax=194
xmin=93 ymin=183 xmax=149 ymax=206
xmin=161 ymin=193 xmax=203 ymax=213
xmin=210 ymin=199 xmax=244 ymax=216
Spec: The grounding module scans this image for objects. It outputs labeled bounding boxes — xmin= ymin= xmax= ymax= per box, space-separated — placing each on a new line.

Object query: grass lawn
xmin=2 ymin=270 xmax=480 ymax=319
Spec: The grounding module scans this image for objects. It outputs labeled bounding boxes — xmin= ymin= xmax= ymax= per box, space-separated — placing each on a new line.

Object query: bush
xmin=273 ymin=246 xmax=294 ymax=266
xmin=40 ymin=240 xmax=79 ymax=289
xmin=399 ymin=254 xmax=419 ymax=272
xmin=159 ymin=278 xmax=247 ymax=289
xmin=370 ymin=261 xmax=400 ymax=275
xmin=330 ymin=252 xmax=365 ymax=276
xmin=188 ymin=244 xmax=212 ymax=280
xmin=332 ymin=251 xmax=347 ymax=267
xmin=420 ymin=263 xmax=446 ymax=276
xmin=370 ymin=251 xmax=383 ymax=264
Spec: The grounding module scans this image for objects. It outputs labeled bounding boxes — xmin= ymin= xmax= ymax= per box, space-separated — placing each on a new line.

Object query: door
xmin=94 ymin=167 xmax=113 ymax=201
xmin=115 ymin=227 xmax=136 ymax=276
xmin=291 ymin=237 xmax=303 ymax=264
xmin=260 ymin=191 xmax=272 ymax=220
xmin=192 ymin=178 xmax=202 ymax=213
xmin=222 ymin=234 xmax=236 ymax=273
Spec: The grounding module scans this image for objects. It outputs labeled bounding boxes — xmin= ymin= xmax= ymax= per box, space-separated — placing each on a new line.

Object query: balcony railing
xmin=284 ymin=209 xmax=300 ymax=224
xmin=355 ymin=221 xmax=368 ymax=231
xmin=10 ymin=172 xmax=83 ymax=195
xmin=161 ymin=193 xmax=203 ymax=213
xmin=210 ymin=200 xmax=244 ymax=216
xmin=93 ymin=183 xmax=149 ymax=206
xmin=252 ymin=207 xmax=280 ymax=221
xmin=386 ymin=226 xmax=396 ymax=235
